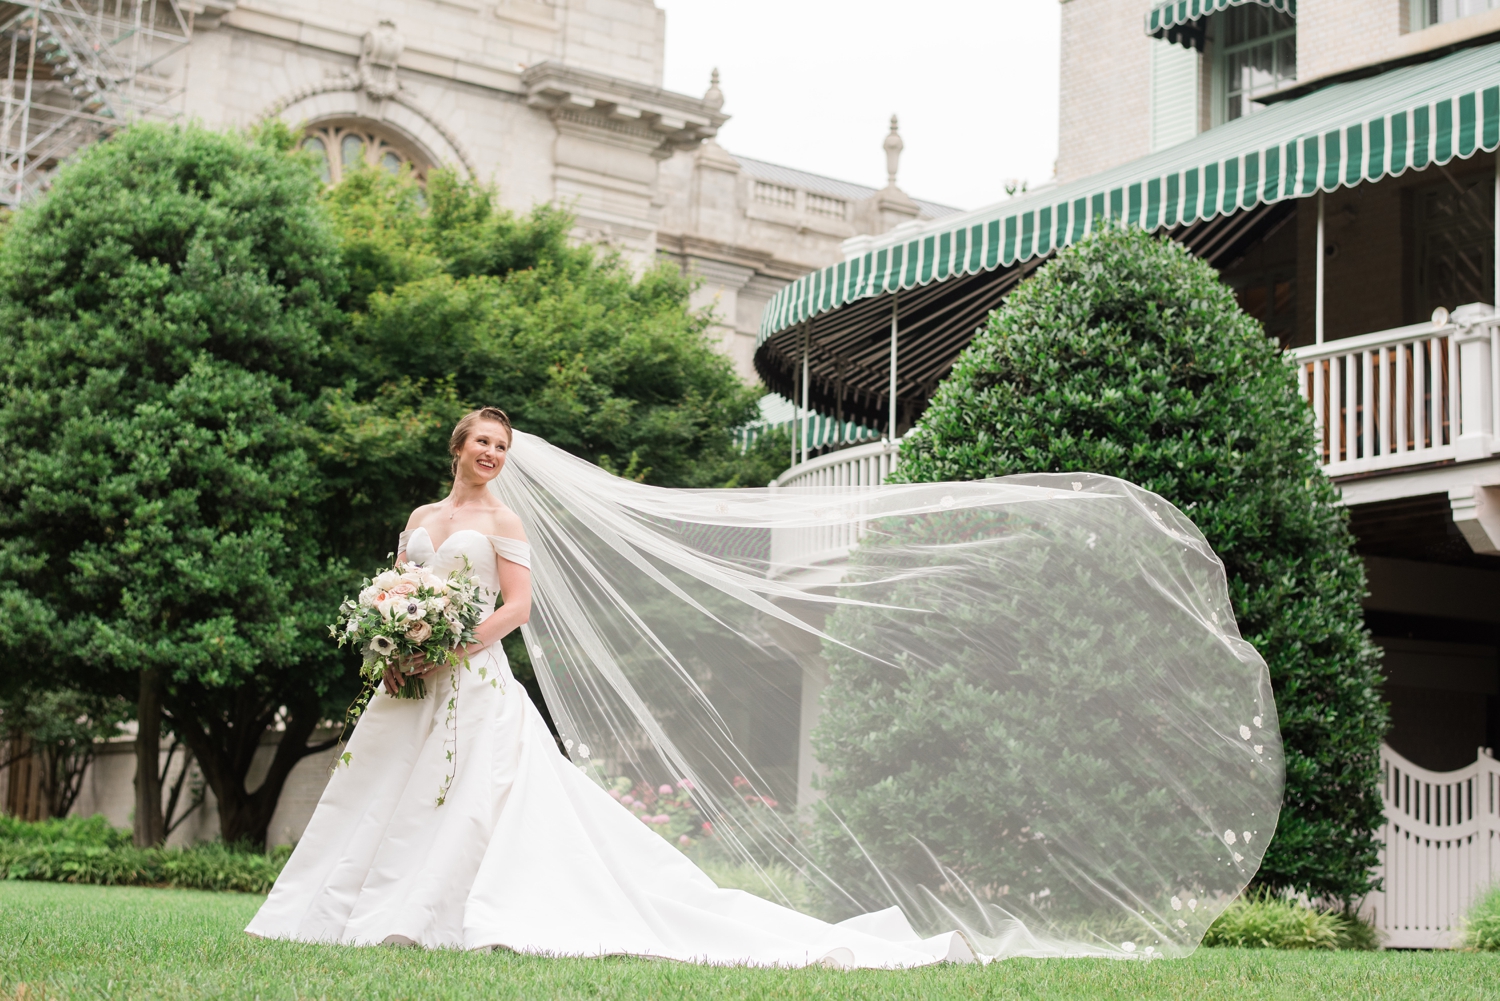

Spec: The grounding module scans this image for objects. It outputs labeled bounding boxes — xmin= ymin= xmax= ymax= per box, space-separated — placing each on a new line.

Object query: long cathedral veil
xmin=493 ymin=430 xmax=1283 ymax=960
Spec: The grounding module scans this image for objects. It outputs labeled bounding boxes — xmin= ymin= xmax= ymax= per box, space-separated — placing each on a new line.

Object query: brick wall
xmin=1300 ymin=0 xmax=1500 ymax=85
xmin=1058 ymin=0 xmax=1500 ymax=185
xmin=1057 ymin=0 xmax=1154 ymax=182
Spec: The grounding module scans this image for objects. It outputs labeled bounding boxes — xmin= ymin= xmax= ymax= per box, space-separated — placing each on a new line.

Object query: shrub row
xmin=0 ymin=814 xmax=133 ymax=848
xmin=1464 ymin=886 xmax=1500 ymax=950
xmin=1 ymin=816 xmax=289 ymax=894
xmin=1202 ymin=893 xmax=1377 ymax=950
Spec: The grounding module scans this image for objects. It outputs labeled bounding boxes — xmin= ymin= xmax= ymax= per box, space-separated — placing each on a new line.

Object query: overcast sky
xmin=657 ymin=0 xmax=1062 ymax=213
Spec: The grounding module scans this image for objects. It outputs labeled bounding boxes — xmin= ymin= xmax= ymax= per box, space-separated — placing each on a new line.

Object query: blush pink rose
xmin=389 ymin=582 xmax=417 ymax=596
xmin=405 ymin=620 xmax=433 ymax=643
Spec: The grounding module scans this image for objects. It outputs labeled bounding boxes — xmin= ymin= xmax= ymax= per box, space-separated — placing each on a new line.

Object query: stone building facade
xmin=0 ymin=0 xmax=957 ymax=840
xmin=135 ymin=0 xmax=953 ymax=383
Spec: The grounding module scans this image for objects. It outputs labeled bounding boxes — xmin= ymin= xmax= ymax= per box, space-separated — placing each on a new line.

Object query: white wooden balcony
xmin=1291 ymin=306 xmax=1499 ymax=478
xmin=771 ymin=437 xmax=902 ymax=492
xmin=770 ymin=309 xmax=1500 ymax=555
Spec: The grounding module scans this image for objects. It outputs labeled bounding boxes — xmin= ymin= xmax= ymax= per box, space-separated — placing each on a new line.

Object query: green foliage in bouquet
xmin=332 ymin=557 xmax=487 ymax=703
xmin=881 ymin=225 xmax=1386 ymax=903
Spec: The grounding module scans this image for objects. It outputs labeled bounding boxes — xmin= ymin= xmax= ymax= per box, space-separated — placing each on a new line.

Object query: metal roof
xmin=752 ymin=29 xmax=1500 ymax=437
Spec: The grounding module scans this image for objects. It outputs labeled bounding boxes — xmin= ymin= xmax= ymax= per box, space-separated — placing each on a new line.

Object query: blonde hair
xmin=449 ymin=407 xmax=513 ymax=477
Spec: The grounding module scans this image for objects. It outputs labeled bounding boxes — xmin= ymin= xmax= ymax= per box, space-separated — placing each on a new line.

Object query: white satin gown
xmin=246 ymin=526 xmax=972 ymax=968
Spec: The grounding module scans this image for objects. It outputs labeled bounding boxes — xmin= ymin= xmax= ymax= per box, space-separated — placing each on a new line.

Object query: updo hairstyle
xmin=449 ymin=407 xmax=513 ymax=477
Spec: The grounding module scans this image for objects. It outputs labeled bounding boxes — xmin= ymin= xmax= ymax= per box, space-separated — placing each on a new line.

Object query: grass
xmin=3 ymin=883 xmax=1500 ymax=1000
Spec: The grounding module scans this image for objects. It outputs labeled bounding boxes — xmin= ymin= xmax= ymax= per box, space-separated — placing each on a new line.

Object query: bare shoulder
xmin=484 ymin=504 xmax=527 ymax=541
xmin=405 ymin=502 xmax=443 ymax=531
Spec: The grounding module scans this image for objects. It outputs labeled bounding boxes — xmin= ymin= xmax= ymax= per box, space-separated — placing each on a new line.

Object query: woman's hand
xmin=404 ymin=650 xmax=442 ymax=680
xmin=382 ymin=664 xmax=404 ymax=696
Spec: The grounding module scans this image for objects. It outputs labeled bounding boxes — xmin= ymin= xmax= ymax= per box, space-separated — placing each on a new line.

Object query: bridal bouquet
xmin=330 ymin=559 xmax=487 ymax=700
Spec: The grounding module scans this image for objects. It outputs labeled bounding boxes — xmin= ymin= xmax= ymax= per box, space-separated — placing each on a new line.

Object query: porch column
xmin=1455 ymin=321 xmax=1495 ymax=460
xmin=1315 ymin=191 xmax=1325 ymax=345
xmin=888 ymin=292 xmax=899 ymax=441
xmin=800 ymin=321 xmax=811 ymax=466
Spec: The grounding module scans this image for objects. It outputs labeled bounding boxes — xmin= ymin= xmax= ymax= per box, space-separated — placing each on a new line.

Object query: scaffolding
xmin=0 ymin=0 xmax=194 ymax=207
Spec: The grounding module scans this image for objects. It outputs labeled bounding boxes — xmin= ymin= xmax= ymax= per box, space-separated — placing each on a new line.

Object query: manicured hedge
xmin=886 ymin=225 xmax=1387 ymax=903
xmin=0 ymin=816 xmax=288 ymax=893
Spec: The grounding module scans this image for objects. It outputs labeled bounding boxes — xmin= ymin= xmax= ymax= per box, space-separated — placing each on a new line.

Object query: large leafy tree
xmin=0 ymin=131 xmax=781 ymax=846
xmin=319 ymin=168 xmax=771 ymax=506
xmin=865 ymin=225 xmax=1386 ymax=903
xmin=316 ymin=167 xmax=784 ymax=709
xmin=0 ymin=122 xmax=351 ymax=847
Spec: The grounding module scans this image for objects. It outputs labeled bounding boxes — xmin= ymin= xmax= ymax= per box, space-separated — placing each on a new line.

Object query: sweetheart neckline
xmin=409 ymin=525 xmax=488 ymax=554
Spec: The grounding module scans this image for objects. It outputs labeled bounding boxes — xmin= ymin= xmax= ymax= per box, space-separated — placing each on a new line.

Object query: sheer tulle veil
xmin=492 ymin=430 xmax=1283 ymax=960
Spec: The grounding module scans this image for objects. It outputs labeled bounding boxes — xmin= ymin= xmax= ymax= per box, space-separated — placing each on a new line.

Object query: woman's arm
xmin=396 ymin=504 xmax=435 ymax=564
xmin=383 ymin=504 xmax=440 ymax=693
xmin=465 ymin=555 xmax=532 ymax=655
xmin=403 ymin=555 xmax=529 ymax=689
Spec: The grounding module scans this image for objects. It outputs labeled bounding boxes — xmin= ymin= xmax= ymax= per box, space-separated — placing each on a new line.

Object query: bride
xmin=247 ymin=407 xmax=969 ymax=966
xmin=247 ymin=408 xmax=1283 ymax=966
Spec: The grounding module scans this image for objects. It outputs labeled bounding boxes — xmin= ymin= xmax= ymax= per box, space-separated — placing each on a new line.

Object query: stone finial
xmin=883 ymin=114 xmax=903 ymax=187
xmin=358 ymin=20 xmax=403 ymax=99
xmin=703 ymin=68 xmax=724 ymax=111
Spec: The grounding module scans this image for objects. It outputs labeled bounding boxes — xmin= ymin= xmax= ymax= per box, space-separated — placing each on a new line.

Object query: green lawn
xmin=2 ymin=883 xmax=1497 ymax=1000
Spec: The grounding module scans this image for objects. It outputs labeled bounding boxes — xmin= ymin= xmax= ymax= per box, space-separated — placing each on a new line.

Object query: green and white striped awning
xmin=1146 ymin=0 xmax=1294 ymax=49
xmin=756 ymin=40 xmax=1500 ymax=349
xmin=732 ymin=394 xmax=879 ymax=451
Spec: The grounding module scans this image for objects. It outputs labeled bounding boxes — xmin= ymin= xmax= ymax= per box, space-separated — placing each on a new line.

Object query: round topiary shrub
xmin=872 ymin=224 xmax=1386 ymax=904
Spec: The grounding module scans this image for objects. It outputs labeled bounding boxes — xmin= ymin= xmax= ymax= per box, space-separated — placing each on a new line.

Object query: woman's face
xmin=456 ymin=420 xmax=511 ymax=484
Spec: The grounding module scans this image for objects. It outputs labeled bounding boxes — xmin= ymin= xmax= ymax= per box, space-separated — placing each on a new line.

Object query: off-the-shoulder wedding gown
xmin=245 ymin=526 xmax=971 ymax=967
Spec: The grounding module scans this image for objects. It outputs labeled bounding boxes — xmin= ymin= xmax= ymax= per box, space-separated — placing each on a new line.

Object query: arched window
xmin=301 ymin=122 xmax=427 ymax=185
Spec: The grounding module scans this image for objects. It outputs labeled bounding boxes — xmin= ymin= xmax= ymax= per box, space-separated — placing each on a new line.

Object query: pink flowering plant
xmin=606 ymin=776 xmax=706 ymax=849
xmin=602 ymin=773 xmax=789 ymax=853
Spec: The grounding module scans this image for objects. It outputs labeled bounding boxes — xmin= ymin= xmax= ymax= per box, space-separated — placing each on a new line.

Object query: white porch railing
xmin=771 ymin=437 xmax=902 ymax=491
xmin=1363 ymin=743 xmax=1500 ymax=948
xmin=772 ymin=308 xmax=1500 ymax=490
xmin=768 ymin=439 xmax=902 ymax=574
xmin=1290 ymin=308 xmax=1500 ymax=477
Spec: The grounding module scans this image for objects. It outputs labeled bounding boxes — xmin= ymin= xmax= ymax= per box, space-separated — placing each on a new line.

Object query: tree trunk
xmin=133 ymin=668 xmax=165 ymax=847
xmin=171 ymin=689 xmax=333 ymax=849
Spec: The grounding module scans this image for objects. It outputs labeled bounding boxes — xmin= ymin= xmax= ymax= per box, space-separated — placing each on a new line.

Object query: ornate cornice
xmin=522 ymin=62 xmax=728 ymax=160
